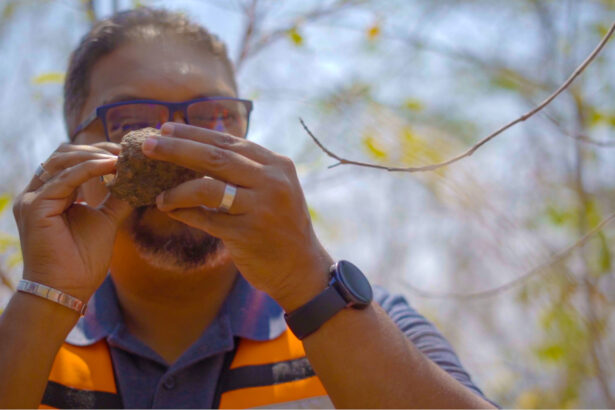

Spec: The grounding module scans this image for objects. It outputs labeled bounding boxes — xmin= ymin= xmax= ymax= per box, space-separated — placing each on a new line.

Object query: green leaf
xmin=598 ymin=232 xmax=612 ymax=274
xmin=593 ymin=22 xmax=610 ymax=37
xmin=2 ymin=2 xmax=16 ymax=20
xmin=0 ymin=193 xmax=10 ymax=214
xmin=32 ymin=72 xmax=65 ymax=85
xmin=287 ymin=27 xmax=303 ymax=46
xmin=399 ymin=127 xmax=443 ymax=169
xmin=535 ymin=343 xmax=566 ymax=363
xmin=308 ymin=205 xmax=320 ymax=222
xmin=402 ymin=98 xmax=424 ymax=112
xmin=540 ymin=305 xmax=584 ymax=339
xmin=585 ymin=198 xmax=601 ymax=229
xmin=366 ymin=23 xmax=380 ymax=41
xmin=545 ymin=205 xmax=573 ymax=226
xmin=589 ymin=108 xmax=605 ymax=127
xmin=362 ymin=134 xmax=387 ymax=160
xmin=491 ymin=73 xmax=519 ymax=91
xmin=588 ymin=108 xmax=615 ymax=128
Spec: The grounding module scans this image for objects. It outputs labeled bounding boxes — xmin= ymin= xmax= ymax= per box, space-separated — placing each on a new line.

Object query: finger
xmin=157 ymin=177 xmax=250 ymax=215
xmin=92 ymin=141 xmax=121 ymax=155
xmin=45 ymin=151 xmax=116 ymax=174
xmin=26 ymin=151 xmax=117 ymax=193
xmin=37 ymin=158 xmax=117 ymax=200
xmin=58 ymin=142 xmax=120 ymax=155
xmin=166 ymin=206 xmax=243 ymax=239
xmin=161 ymin=122 xmax=277 ymax=165
xmin=98 ymin=192 xmax=133 ymax=223
xmin=142 ymin=135 xmax=263 ymax=187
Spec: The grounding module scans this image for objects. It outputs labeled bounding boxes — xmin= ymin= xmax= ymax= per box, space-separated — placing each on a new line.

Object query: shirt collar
xmin=65 ymin=273 xmax=287 ymax=346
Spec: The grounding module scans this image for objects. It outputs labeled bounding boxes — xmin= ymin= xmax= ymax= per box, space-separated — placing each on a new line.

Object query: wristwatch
xmin=284 ymin=260 xmax=373 ymax=340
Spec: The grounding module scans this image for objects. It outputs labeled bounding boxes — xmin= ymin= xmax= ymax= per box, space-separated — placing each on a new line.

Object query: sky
xmin=1 ymin=0 xmax=615 ymax=405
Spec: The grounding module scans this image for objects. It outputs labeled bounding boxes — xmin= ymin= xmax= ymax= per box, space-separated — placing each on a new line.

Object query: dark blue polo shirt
xmin=66 ymin=274 xmax=490 ymax=408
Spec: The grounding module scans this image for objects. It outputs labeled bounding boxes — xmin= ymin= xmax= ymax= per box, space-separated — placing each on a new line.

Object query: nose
xmin=170 ymin=111 xmax=187 ymax=124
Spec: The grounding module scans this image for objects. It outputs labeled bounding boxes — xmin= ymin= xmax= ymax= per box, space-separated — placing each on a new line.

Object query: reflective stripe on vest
xmin=40 ymin=341 xmax=122 ymax=409
xmin=40 ymin=327 xmax=328 ymax=409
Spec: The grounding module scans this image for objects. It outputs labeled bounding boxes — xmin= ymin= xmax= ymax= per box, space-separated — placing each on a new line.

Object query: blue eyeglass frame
xmin=71 ymin=96 xmax=254 ymax=141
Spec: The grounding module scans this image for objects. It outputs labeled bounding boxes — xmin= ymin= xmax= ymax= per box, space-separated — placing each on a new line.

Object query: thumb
xmin=98 ymin=192 xmax=133 ymax=223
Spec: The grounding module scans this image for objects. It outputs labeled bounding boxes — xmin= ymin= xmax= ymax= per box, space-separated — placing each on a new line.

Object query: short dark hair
xmin=63 ymin=7 xmax=237 ymax=138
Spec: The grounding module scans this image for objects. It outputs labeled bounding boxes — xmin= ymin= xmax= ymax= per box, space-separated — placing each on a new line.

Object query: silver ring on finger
xmin=217 ymin=183 xmax=237 ymax=213
xmin=35 ymin=163 xmax=53 ymax=183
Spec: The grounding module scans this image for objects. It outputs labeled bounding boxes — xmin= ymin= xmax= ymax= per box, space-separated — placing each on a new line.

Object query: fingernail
xmin=142 ymin=137 xmax=158 ymax=153
xmin=160 ymin=123 xmax=174 ymax=136
xmin=156 ymin=192 xmax=165 ymax=208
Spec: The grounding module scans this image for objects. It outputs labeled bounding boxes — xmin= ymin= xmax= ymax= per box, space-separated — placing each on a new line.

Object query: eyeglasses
xmin=71 ymin=97 xmax=254 ymax=142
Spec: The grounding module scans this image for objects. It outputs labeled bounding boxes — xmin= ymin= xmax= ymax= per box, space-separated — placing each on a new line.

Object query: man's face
xmin=73 ymin=37 xmax=237 ymax=271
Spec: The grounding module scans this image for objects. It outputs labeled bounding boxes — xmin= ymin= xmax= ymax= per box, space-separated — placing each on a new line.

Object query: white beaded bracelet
xmin=17 ymin=279 xmax=87 ymax=316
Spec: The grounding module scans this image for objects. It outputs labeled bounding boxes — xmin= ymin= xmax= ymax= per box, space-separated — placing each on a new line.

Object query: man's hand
xmin=13 ymin=142 xmax=131 ymax=302
xmin=142 ymin=122 xmax=332 ymax=311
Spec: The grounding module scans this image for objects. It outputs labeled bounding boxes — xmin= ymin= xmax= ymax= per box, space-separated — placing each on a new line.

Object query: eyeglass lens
xmin=105 ymin=100 xmax=249 ymax=142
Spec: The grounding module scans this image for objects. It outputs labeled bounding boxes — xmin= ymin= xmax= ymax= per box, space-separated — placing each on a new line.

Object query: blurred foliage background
xmin=1 ymin=0 xmax=615 ymax=407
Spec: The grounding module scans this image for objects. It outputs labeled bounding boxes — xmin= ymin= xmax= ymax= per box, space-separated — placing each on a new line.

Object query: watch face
xmin=337 ymin=260 xmax=373 ymax=306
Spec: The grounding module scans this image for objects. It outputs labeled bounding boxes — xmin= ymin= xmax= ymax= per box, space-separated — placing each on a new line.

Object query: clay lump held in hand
xmin=106 ymin=127 xmax=202 ymax=207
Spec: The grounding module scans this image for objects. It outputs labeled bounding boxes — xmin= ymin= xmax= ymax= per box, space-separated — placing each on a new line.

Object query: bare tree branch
xmin=402 ymin=211 xmax=615 ymax=300
xmin=571 ymin=85 xmax=615 ymax=407
xmin=584 ymin=274 xmax=615 ymax=406
xmin=235 ymin=0 xmax=258 ymax=71
xmin=84 ymin=0 xmax=97 ymax=25
xmin=572 ymin=133 xmax=615 ymax=147
xmin=541 ymin=108 xmax=615 ymax=147
xmin=238 ymin=0 xmax=364 ymax=66
xmin=301 ymin=20 xmax=615 ymax=173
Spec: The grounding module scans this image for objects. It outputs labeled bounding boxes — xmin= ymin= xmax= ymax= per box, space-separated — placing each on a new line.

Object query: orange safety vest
xmin=39 ymin=327 xmax=331 ymax=409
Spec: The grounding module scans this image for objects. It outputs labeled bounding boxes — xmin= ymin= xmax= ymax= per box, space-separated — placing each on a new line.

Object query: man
xmin=0 ymin=7 xmax=495 ymax=409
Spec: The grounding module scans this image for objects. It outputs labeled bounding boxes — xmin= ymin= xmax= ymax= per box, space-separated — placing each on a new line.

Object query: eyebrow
xmin=103 ymin=94 xmax=142 ymax=105
xmin=102 ymin=92 xmax=235 ymax=105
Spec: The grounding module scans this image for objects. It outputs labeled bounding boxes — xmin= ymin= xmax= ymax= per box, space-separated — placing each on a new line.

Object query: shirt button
xmin=163 ymin=376 xmax=176 ymax=390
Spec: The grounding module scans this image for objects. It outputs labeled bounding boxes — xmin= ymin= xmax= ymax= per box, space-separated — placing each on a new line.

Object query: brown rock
xmin=106 ymin=128 xmax=202 ymax=207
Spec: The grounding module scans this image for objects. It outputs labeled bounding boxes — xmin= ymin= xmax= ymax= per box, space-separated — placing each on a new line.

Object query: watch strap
xmin=284 ymin=284 xmax=348 ymax=340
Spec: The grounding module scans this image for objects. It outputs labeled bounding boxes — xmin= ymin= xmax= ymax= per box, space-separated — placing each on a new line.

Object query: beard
xmin=128 ymin=205 xmax=223 ymax=271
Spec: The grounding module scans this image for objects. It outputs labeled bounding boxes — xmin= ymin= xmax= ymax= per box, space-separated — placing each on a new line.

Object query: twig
xmin=571 ymin=86 xmax=615 ymax=407
xmin=242 ymin=0 xmax=363 ymax=64
xmin=235 ymin=0 xmax=258 ymax=71
xmin=301 ymin=20 xmax=615 ymax=173
xmin=573 ymin=134 xmax=615 ymax=147
xmin=402 ymin=211 xmax=615 ymax=300
xmin=542 ymin=110 xmax=615 ymax=147
xmin=84 ymin=0 xmax=96 ymax=24
xmin=584 ymin=274 xmax=615 ymax=407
